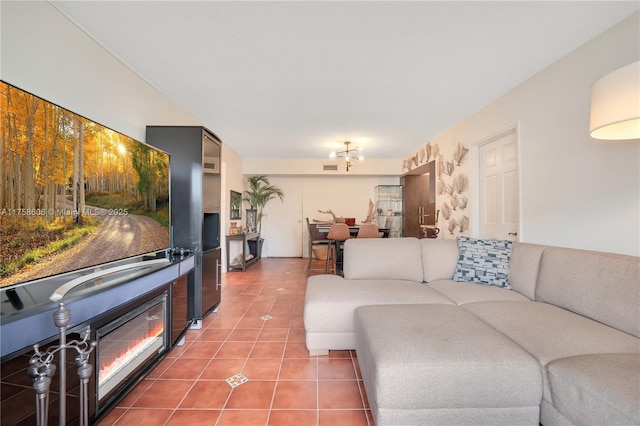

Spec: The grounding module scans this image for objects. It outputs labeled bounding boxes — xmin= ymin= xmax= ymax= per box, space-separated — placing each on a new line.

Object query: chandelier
xmin=329 ymin=141 xmax=364 ymax=171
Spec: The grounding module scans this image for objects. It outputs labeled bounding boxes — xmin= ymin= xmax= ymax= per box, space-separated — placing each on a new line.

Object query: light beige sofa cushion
xmin=343 ymin=237 xmax=423 ymax=282
xmin=427 ymin=280 xmax=531 ymax=305
xmin=420 ymin=240 xmax=545 ymax=301
xmin=508 ymin=242 xmax=546 ymax=300
xmin=547 ymin=353 xmax=640 ymax=425
xmin=463 ymin=301 xmax=640 ymax=402
xmin=303 ymin=274 xmax=454 ymax=351
xmin=536 ymin=247 xmax=640 ymax=338
xmin=420 ymin=238 xmax=459 ymax=282
xmin=355 ymin=304 xmax=542 ymax=426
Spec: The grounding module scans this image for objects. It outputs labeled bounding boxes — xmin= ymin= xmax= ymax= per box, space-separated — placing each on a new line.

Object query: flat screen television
xmin=0 ymin=81 xmax=171 ymax=290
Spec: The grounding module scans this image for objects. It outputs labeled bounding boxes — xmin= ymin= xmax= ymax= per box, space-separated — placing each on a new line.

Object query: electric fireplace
xmin=94 ymin=291 xmax=168 ymax=415
xmin=96 ymin=293 xmax=167 ymax=404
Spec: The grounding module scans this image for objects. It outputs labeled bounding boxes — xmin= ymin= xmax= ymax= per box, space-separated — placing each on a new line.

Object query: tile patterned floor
xmin=98 ymin=258 xmax=373 ymax=425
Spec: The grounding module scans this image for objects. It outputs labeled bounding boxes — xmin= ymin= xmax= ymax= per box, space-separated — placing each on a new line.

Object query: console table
xmin=226 ymin=232 xmax=261 ymax=271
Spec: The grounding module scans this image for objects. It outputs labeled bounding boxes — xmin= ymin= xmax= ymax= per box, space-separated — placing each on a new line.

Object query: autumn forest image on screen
xmin=0 ymin=82 xmax=170 ymax=288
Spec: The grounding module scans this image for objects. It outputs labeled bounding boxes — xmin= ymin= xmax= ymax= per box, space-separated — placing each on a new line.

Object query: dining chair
xmin=306 ymin=218 xmax=331 ymax=274
xmin=357 ymin=223 xmax=380 ymax=238
xmin=325 ymin=223 xmax=351 ymax=274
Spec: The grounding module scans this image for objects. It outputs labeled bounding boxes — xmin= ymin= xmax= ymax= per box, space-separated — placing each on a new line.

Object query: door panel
xmin=260 ymin=177 xmax=303 ymax=257
xmin=402 ymin=162 xmax=436 ymax=238
xmin=479 ymin=130 xmax=519 ymax=240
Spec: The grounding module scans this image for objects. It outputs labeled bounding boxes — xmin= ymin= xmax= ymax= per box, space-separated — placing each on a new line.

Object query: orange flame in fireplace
xmin=98 ymin=324 xmax=164 ymax=384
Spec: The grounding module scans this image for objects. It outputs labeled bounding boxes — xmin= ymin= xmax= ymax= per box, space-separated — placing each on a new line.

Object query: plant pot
xmin=248 ymin=238 xmax=264 ymax=259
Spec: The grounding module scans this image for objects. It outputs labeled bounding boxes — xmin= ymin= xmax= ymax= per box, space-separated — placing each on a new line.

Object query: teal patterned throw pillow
xmin=453 ymin=236 xmax=513 ymax=288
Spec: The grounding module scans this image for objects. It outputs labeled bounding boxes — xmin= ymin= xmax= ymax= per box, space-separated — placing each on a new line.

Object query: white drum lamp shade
xmin=589 ymin=61 xmax=640 ymax=140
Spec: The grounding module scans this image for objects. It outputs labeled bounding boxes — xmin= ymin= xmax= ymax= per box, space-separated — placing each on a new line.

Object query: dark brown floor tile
xmin=0 ymin=386 xmax=42 ymax=425
xmin=268 ymin=409 xmax=317 ymax=425
xmin=178 ymin=381 xmax=232 ymax=409
xmin=272 ymin=381 xmax=317 ymax=409
xmin=165 ymin=408 xmax=220 ymax=425
xmin=319 ymin=409 xmax=369 ymax=425
xmin=318 ymin=380 xmax=364 ymax=409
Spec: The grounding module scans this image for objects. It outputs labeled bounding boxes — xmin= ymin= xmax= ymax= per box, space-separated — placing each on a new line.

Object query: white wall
xmin=1 ymin=2 xmax=198 ymax=141
xmin=244 ymin=158 xmax=401 ymax=176
xmin=405 ymin=13 xmax=639 ymax=256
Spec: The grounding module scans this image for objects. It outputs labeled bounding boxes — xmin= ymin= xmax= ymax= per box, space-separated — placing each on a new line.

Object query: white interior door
xmin=260 ymin=176 xmax=303 ymax=257
xmin=479 ymin=130 xmax=519 ymax=240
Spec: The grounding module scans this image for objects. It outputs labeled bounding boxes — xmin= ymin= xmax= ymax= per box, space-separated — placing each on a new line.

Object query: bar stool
xmin=307 ymin=218 xmax=331 ymax=274
xmin=325 ymin=223 xmax=351 ymax=274
xmin=356 ymin=223 xmax=380 ymax=238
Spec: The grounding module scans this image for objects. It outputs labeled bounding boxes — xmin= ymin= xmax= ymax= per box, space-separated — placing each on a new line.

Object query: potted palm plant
xmin=243 ymin=175 xmax=285 ymax=258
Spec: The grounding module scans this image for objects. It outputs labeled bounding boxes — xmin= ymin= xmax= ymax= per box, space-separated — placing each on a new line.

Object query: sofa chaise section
xmin=304 ymin=274 xmax=453 ymax=355
xmin=354 ymin=304 xmax=543 ymax=425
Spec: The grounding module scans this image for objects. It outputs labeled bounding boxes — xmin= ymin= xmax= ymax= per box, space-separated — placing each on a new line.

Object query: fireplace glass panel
xmin=96 ymin=294 xmax=167 ymax=401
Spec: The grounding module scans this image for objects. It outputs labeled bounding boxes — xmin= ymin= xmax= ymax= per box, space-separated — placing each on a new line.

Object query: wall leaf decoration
xmin=453 ymin=174 xmax=469 ymax=194
xmin=437 ymin=157 xmax=445 ymax=178
xmin=458 ymin=215 xmax=470 ymax=232
xmin=448 ymin=218 xmax=458 ymax=235
xmin=442 ymin=203 xmax=452 ymax=220
xmin=445 ymin=160 xmax=455 ymax=176
xmin=459 ymin=195 xmax=468 ymax=210
xmin=450 ymin=194 xmax=460 ymax=210
xmin=453 ymin=142 xmax=469 ymax=166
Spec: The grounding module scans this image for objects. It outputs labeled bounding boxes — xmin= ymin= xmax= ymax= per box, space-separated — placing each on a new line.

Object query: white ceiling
xmin=51 ymin=1 xmax=638 ymax=160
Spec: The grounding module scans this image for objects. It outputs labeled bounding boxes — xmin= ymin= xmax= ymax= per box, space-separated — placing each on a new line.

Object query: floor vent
xmin=323 ymin=164 xmax=338 ymax=171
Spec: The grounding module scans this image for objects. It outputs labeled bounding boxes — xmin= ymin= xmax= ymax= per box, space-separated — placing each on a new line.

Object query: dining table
xmin=315 ymin=224 xmax=391 ymax=238
xmin=315 ymin=224 xmax=391 ymax=275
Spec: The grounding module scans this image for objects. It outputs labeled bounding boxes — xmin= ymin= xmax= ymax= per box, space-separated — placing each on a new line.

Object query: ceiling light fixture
xmin=329 ymin=141 xmax=364 ymax=171
xmin=589 ymin=61 xmax=640 ymax=140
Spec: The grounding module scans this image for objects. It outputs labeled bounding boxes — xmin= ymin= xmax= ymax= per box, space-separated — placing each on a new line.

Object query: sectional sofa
xmin=303 ymin=237 xmax=640 ymax=425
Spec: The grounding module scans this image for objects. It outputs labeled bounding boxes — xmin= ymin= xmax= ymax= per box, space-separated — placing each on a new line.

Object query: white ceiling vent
xmin=323 ymin=164 xmax=338 ymax=171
